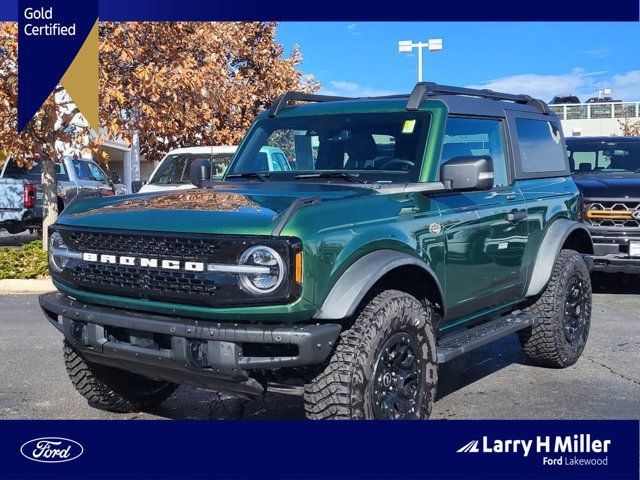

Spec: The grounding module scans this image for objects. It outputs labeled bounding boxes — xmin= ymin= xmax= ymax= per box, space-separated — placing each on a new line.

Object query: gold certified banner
xmin=60 ymin=20 xmax=98 ymax=131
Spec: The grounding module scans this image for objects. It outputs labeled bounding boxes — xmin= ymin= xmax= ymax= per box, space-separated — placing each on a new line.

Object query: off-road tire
xmin=518 ymin=249 xmax=592 ymax=368
xmin=303 ymin=290 xmax=438 ymax=420
xmin=63 ymin=341 xmax=178 ymax=412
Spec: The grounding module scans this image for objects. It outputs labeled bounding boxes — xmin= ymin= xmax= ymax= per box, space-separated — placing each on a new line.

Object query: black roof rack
xmin=267 ymin=92 xmax=352 ymax=118
xmin=267 ymin=82 xmax=551 ymax=117
xmin=406 ymin=82 xmax=551 ymax=114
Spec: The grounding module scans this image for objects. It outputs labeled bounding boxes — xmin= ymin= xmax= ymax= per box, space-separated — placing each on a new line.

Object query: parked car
xmin=567 ymin=136 xmax=640 ymax=273
xmin=136 ymin=146 xmax=289 ymax=193
xmin=135 ymin=146 xmax=237 ymax=193
xmin=549 ymin=95 xmax=581 ymax=104
xmin=40 ymin=83 xmax=593 ymax=420
xmin=0 ymin=156 xmax=122 ymax=235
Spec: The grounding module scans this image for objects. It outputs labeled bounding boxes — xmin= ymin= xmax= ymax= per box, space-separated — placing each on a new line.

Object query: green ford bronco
xmin=40 ymin=83 xmax=594 ymax=420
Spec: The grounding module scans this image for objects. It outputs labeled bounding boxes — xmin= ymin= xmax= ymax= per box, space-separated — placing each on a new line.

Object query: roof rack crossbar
xmin=406 ymin=82 xmax=551 ymax=115
xmin=268 ymin=92 xmax=352 ymax=118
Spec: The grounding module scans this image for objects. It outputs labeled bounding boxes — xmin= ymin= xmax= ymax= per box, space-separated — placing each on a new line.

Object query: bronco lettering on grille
xmin=82 ymin=252 xmax=205 ymax=272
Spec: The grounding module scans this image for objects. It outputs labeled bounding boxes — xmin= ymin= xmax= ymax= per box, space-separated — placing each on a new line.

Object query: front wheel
xmin=519 ymin=249 xmax=592 ymax=368
xmin=303 ymin=290 xmax=438 ymax=420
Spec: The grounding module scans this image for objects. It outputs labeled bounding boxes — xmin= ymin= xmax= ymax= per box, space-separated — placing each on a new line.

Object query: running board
xmin=436 ymin=312 xmax=539 ymax=363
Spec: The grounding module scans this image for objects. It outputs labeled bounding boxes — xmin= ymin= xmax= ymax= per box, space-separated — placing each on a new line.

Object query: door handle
xmin=507 ymin=210 xmax=527 ymax=223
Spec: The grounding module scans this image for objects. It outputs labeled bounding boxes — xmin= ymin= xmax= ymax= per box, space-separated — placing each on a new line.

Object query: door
xmin=72 ymin=159 xmax=101 ymax=199
xmin=86 ymin=161 xmax=112 ymax=196
xmin=508 ymin=114 xmax=576 ymax=277
xmin=434 ymin=117 xmax=530 ymax=321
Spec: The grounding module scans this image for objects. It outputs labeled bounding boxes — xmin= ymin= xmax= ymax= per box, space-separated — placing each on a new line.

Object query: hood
xmin=573 ymin=172 xmax=640 ymax=200
xmin=58 ymin=181 xmax=376 ymax=235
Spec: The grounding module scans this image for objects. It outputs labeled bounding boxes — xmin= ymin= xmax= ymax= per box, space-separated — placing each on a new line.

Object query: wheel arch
xmin=525 ymin=219 xmax=593 ymax=297
xmin=314 ymin=249 xmax=445 ymax=323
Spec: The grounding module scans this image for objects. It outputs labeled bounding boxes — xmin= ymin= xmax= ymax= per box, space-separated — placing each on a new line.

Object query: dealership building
xmin=553 ymin=100 xmax=639 ymax=137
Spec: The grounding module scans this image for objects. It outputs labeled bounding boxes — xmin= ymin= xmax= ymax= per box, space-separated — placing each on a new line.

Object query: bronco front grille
xmin=72 ymin=263 xmax=219 ymax=297
xmin=585 ymin=201 xmax=640 ymax=229
xmin=53 ymin=227 xmax=298 ymax=308
xmin=66 ymin=230 xmax=223 ymax=260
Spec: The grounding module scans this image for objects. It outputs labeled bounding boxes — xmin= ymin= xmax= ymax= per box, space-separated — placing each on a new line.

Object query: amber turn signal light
xmin=294 ymin=251 xmax=303 ymax=284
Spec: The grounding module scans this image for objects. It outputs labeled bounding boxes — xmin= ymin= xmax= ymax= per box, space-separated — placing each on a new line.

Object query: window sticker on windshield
xmin=402 ymin=120 xmax=416 ymax=134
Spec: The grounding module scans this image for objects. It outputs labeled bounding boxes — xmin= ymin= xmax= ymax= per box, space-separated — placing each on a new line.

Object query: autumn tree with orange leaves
xmin=99 ymin=22 xmax=318 ymax=174
xmin=0 ymin=21 xmax=317 ymax=248
xmin=0 ymin=22 xmax=94 ymax=246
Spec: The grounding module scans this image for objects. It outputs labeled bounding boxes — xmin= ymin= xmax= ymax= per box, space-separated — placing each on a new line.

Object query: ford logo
xmin=20 ymin=437 xmax=84 ymax=463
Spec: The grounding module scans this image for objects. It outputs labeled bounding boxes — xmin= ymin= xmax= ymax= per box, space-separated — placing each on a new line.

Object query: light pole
xmin=598 ymin=88 xmax=612 ymax=99
xmin=398 ymin=39 xmax=443 ymax=83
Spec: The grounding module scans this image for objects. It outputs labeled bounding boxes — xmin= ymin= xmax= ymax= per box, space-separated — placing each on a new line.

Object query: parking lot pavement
xmin=1 ymin=274 xmax=638 ymax=420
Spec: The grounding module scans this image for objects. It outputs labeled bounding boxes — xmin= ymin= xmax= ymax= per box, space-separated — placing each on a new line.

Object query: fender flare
xmin=525 ymin=219 xmax=593 ymax=297
xmin=314 ymin=249 xmax=445 ymax=320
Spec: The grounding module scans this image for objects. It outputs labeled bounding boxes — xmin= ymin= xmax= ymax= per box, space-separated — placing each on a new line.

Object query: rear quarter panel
xmin=517 ymin=176 xmax=581 ymax=282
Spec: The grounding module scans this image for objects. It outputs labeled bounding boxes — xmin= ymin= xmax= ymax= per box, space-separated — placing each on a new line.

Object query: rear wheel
xmin=519 ymin=249 xmax=592 ymax=368
xmin=64 ymin=341 xmax=178 ymax=412
xmin=303 ymin=290 xmax=438 ymax=420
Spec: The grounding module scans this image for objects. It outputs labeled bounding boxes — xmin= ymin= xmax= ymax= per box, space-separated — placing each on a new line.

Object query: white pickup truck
xmin=135 ymin=146 xmax=290 ymax=193
xmin=0 ymin=157 xmax=120 ymax=235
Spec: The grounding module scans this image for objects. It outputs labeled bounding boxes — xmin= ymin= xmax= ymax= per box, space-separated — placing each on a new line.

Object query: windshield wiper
xmin=226 ymin=172 xmax=270 ymax=182
xmin=294 ymin=172 xmax=366 ymax=184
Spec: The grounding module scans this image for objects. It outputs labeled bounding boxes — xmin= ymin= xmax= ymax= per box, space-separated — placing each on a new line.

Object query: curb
xmin=0 ymin=278 xmax=55 ymax=294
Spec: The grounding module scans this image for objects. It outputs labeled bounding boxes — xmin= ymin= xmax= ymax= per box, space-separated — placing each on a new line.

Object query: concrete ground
xmin=0 ymin=273 xmax=638 ymax=420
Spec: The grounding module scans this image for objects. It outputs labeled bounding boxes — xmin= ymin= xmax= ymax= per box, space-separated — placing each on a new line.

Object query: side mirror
xmin=190 ymin=158 xmax=212 ymax=187
xmin=440 ymin=155 xmax=494 ymax=191
xmin=131 ymin=180 xmax=145 ymax=193
xmin=110 ymin=171 xmax=120 ymax=184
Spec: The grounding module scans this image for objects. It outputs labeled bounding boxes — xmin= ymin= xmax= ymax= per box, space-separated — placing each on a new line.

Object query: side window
xmin=441 ymin=117 xmax=509 ymax=187
xmin=515 ymin=119 xmax=566 ymax=174
xmin=87 ymin=162 xmax=107 ymax=182
xmin=54 ymin=162 xmax=70 ymax=181
xmin=72 ymin=160 xmax=93 ymax=180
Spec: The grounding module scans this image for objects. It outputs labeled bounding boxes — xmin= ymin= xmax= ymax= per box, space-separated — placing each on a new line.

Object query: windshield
xmin=567 ymin=141 xmax=640 ymax=174
xmin=227 ymin=112 xmax=431 ymax=183
xmin=149 ymin=152 xmax=234 ymax=185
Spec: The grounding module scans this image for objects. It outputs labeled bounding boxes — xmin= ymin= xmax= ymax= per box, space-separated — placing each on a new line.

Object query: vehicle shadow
xmin=436 ymin=334 xmax=531 ymax=401
xmin=146 ymin=335 xmax=529 ymax=419
xmin=147 ymin=388 xmax=305 ymax=420
xmin=591 ymin=272 xmax=640 ymax=295
xmin=0 ymin=231 xmax=37 ymax=247
xmin=142 ymin=272 xmax=628 ymax=420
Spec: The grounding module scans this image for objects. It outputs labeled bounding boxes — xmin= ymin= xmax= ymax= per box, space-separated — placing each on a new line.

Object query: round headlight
xmin=48 ymin=231 xmax=69 ymax=273
xmin=238 ymin=246 xmax=284 ymax=294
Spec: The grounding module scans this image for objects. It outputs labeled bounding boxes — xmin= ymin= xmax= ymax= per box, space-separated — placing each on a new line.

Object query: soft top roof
xmin=267 ymin=82 xmax=552 ymax=120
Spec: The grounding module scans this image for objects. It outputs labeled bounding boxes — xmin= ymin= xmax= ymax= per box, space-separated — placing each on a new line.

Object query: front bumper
xmin=39 ymin=292 xmax=341 ymax=398
xmin=589 ymin=229 xmax=640 ymax=273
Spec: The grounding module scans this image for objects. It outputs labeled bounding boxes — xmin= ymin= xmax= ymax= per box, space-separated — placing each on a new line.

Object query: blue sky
xmin=276 ymin=22 xmax=640 ymax=102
